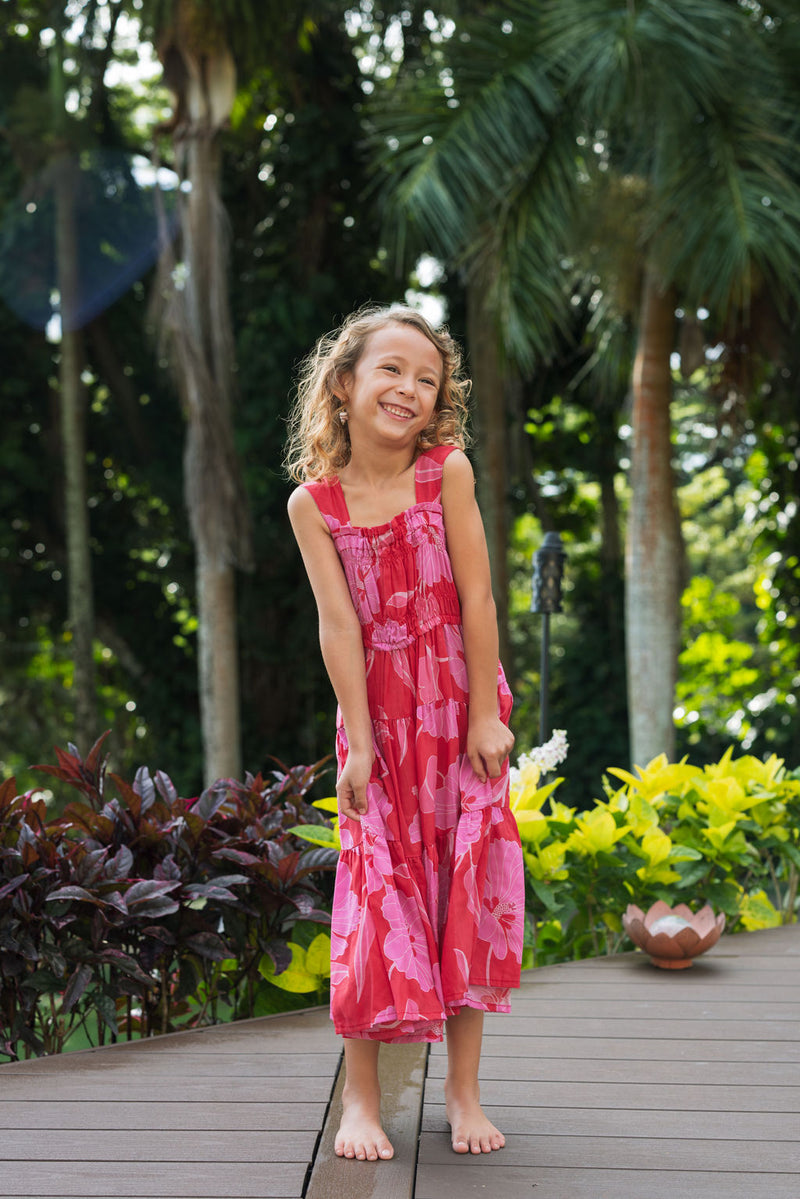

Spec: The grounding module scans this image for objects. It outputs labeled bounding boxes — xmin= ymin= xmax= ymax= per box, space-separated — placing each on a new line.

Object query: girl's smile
xmin=379 ymin=401 xmax=415 ymax=421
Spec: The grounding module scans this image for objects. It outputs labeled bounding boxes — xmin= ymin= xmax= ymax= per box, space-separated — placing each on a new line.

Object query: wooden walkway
xmin=1 ymin=923 xmax=798 ymax=1198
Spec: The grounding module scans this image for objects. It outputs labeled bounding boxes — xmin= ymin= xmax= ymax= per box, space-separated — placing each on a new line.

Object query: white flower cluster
xmin=514 ymin=729 xmax=569 ymax=778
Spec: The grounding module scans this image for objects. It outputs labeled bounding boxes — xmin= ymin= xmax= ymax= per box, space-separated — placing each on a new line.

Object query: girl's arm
xmin=441 ymin=450 xmax=514 ymax=782
xmin=287 ymin=487 xmax=374 ymax=819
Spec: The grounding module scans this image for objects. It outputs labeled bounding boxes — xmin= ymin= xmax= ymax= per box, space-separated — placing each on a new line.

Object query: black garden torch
xmin=531 ymin=532 xmax=566 ymax=744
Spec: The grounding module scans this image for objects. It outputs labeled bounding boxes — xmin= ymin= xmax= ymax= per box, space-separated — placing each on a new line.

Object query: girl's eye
xmin=420 ymin=377 xmax=437 ymax=387
xmin=382 ymin=364 xmax=399 ymax=373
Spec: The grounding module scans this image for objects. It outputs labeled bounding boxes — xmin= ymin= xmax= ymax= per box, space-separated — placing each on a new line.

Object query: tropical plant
xmin=509 ymin=740 xmax=800 ymax=966
xmin=0 ymin=733 xmax=336 ymax=1062
xmin=289 ymin=796 xmax=341 ymax=848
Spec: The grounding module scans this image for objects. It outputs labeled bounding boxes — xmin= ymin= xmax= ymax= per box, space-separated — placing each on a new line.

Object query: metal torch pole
xmin=531 ymin=531 xmax=565 ymax=746
xmin=539 ymin=611 xmax=550 ymax=746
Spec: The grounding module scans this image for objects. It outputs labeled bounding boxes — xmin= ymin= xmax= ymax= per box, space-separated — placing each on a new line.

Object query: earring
xmin=338 ymin=409 xmax=348 ymax=424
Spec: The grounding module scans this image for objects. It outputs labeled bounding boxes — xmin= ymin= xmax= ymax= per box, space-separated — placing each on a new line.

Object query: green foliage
xmin=290 ymin=795 xmax=341 ymax=851
xmin=258 ymin=932 xmax=331 ymax=996
xmin=509 ymin=746 xmax=800 ymax=967
xmin=672 ymin=380 xmax=800 ymax=765
xmin=507 ymin=352 xmax=629 ymax=803
xmin=744 ymin=359 xmax=800 ymax=762
xmin=0 ymin=733 xmax=337 ymax=1062
xmin=0 ymin=12 xmax=202 ymax=793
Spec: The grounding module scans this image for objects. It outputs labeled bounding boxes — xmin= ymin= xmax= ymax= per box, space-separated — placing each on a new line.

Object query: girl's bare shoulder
xmin=441 ymin=447 xmax=475 ymax=488
xmin=287 ymin=482 xmax=329 ymax=531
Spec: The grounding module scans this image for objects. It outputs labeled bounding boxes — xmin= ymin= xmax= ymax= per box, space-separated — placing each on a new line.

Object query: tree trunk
xmin=52 ymin=33 xmax=95 ymax=751
xmin=466 ymin=271 xmax=513 ymax=676
xmin=626 ymin=267 xmax=683 ymax=766
xmin=196 ymin=544 xmax=240 ymax=783
xmin=179 ymin=131 xmax=249 ymax=785
xmin=152 ymin=14 xmax=251 ymax=784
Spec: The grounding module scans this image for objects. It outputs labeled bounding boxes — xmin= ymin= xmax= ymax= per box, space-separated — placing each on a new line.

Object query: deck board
xmin=422 ymin=1104 xmax=800 ymax=1141
xmin=416 ymin=923 xmax=800 ymax=1199
xmin=427 ymin=1055 xmax=797 ymax=1085
xmin=0 ymin=1007 xmax=341 ymax=1199
xmin=0 ymin=1161 xmax=309 ymax=1198
xmin=1 ymin=925 xmax=798 ymax=1198
xmin=0 ymin=1101 xmax=324 ymax=1132
xmin=305 ymin=1042 xmax=426 ymax=1199
xmin=415 ymin=1165 xmax=799 ymax=1199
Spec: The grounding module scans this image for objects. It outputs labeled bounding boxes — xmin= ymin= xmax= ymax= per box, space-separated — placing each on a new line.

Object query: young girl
xmin=286 ymin=305 xmax=524 ymax=1162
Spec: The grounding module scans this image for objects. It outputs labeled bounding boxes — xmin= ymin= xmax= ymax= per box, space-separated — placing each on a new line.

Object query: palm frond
xmin=375 ymin=0 xmax=800 ymax=365
xmin=374 ymin=9 xmax=580 ymax=362
xmin=377 ymin=36 xmax=563 ymax=259
xmin=533 ymin=0 xmax=756 ymax=120
xmin=647 ymin=55 xmax=800 ymax=313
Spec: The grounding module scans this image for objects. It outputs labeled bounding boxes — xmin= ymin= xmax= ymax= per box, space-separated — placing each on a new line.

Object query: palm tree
xmin=379 ymin=0 xmax=800 ymax=763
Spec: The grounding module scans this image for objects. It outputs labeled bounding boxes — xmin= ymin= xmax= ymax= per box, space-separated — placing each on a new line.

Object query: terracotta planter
xmin=622 ymin=900 xmax=725 ymax=969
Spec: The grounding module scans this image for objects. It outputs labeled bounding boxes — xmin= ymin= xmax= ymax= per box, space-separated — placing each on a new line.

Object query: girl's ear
xmin=337 ymin=372 xmax=353 ymax=401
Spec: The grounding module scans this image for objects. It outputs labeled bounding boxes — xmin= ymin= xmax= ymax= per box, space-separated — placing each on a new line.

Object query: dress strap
xmin=415 ymin=445 xmax=457 ymax=503
xmin=301 ymin=477 xmax=349 ymax=527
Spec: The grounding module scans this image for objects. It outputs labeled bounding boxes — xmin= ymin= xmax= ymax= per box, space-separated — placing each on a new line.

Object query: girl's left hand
xmin=467 ymin=716 xmax=515 ymax=783
xmin=336 ymin=746 xmax=375 ymax=821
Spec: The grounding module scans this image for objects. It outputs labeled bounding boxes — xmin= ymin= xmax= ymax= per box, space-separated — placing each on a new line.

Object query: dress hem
xmin=334 ymin=994 xmax=516 ymax=1042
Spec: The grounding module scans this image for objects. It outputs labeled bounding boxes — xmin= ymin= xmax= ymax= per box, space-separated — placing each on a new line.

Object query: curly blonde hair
xmin=284 ymin=304 xmax=470 ymax=482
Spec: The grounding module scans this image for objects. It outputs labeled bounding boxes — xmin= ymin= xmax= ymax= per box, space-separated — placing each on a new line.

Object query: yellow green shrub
xmin=510 ymin=738 xmax=799 ymax=967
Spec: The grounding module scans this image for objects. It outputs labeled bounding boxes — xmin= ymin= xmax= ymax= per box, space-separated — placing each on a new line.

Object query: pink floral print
xmin=303 ymin=446 xmax=523 ymax=1043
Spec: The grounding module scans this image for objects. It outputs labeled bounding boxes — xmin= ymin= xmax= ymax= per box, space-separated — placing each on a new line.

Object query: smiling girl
xmin=285 ymin=305 xmax=524 ymax=1163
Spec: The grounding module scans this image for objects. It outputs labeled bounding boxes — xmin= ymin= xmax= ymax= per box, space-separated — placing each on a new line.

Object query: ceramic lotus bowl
xmin=622 ymin=900 xmax=725 ymax=969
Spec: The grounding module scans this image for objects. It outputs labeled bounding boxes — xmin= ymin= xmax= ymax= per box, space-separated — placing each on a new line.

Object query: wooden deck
xmin=1 ymin=924 xmax=798 ymax=1198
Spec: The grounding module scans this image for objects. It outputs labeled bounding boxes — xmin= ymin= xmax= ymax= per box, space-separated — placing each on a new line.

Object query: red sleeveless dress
xmin=303 ymin=445 xmax=523 ymax=1043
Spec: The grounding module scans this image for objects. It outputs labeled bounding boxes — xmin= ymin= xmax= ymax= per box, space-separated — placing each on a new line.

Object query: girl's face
xmin=341 ymin=322 xmax=442 ymax=449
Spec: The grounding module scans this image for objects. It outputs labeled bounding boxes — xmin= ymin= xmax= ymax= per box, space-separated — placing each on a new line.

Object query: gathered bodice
xmin=302 ymin=446 xmax=461 ymax=650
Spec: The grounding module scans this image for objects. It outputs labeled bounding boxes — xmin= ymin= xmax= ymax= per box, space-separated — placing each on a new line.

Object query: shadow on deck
xmin=1 ymin=924 xmax=798 ymax=1199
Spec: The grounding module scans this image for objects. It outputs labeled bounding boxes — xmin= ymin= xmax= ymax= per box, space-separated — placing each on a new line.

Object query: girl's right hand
xmin=337 ymin=748 xmax=375 ymax=821
xmin=467 ymin=714 xmax=515 ymax=783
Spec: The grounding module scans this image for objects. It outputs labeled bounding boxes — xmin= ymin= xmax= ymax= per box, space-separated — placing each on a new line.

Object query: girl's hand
xmin=337 ymin=747 xmax=375 ymax=821
xmin=467 ymin=716 xmax=515 ymax=783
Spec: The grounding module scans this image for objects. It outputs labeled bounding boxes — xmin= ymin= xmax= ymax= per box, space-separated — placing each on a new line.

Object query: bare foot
xmin=334 ymin=1087 xmax=394 ymax=1161
xmin=445 ymin=1083 xmax=505 ymax=1155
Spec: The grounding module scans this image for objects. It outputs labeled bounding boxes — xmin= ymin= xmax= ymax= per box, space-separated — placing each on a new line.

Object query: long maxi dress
xmin=302 ymin=444 xmax=524 ymax=1043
